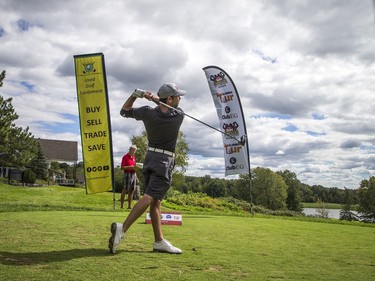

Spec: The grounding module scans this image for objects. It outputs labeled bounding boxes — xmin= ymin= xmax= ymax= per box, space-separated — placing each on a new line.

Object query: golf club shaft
xmin=157 ymin=100 xmax=243 ymax=144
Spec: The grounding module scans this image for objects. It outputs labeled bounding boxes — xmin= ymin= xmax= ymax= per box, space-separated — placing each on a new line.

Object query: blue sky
xmin=1 ymin=0 xmax=374 ymax=189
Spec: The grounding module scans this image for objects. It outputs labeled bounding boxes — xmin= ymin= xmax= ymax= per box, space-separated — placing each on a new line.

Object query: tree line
xmin=117 ymin=130 xmax=374 ymax=219
xmin=1 ymin=69 xmax=374 ymax=220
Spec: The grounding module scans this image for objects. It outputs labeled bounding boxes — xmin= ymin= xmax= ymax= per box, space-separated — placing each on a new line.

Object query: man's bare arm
xmin=122 ymin=96 xmax=137 ymax=111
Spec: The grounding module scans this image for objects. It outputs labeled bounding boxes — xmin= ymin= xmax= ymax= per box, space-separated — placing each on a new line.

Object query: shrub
xmin=23 ymin=169 xmax=36 ymax=184
xmin=166 ymin=192 xmax=244 ymax=213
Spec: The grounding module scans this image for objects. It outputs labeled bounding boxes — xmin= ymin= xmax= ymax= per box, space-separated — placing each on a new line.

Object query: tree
xmin=276 ymin=170 xmax=303 ymax=212
xmin=315 ymin=198 xmax=329 ymax=218
xmin=0 ymin=70 xmax=5 ymax=87
xmin=171 ymin=171 xmax=187 ymax=193
xmin=235 ymin=173 xmax=252 ymax=203
xmin=357 ymin=176 xmax=375 ymax=220
xmin=185 ymin=176 xmax=204 ymax=193
xmin=300 ymin=183 xmax=314 ymax=202
xmin=1 ymin=71 xmax=39 ymax=168
xmin=0 ymin=96 xmax=39 ymax=168
xmin=225 ymin=179 xmax=238 ymax=198
xmin=130 ymin=131 xmax=149 ymax=167
xmin=113 ymin=165 xmax=124 ymax=193
xmin=340 ymin=188 xmax=359 ymax=221
xmin=252 ymin=167 xmax=288 ymax=210
xmin=204 ymin=179 xmax=226 ymax=198
xmin=50 ymin=161 xmax=61 ymax=171
xmin=23 ymin=168 xmax=36 ymax=184
xmin=59 ymin=162 xmax=74 ymax=179
xmin=28 ymin=142 xmax=49 ymax=180
xmin=173 ymin=131 xmax=189 ymax=173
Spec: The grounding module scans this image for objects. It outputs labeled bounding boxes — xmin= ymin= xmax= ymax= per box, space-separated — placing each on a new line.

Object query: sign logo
xmin=222 ymin=106 xmax=238 ymax=120
xmin=82 ymin=61 xmax=96 ymax=74
xmin=210 ymin=71 xmax=227 ymax=87
xmin=224 ymin=143 xmax=242 ymax=154
xmin=223 ymin=122 xmax=239 ymax=136
xmin=216 ymin=91 xmax=234 ymax=103
xmin=230 ymin=157 xmax=237 ymax=164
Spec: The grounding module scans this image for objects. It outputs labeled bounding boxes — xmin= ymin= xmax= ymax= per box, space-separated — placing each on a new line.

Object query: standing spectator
xmin=120 ymin=145 xmax=137 ymax=209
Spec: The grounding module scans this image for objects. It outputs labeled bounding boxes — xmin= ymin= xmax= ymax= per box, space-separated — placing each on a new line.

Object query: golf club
xmin=132 ymin=88 xmax=247 ymax=146
xmin=157 ymin=100 xmax=247 ymax=146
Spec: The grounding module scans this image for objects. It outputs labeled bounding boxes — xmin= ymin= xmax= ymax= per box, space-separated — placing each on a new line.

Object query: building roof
xmin=36 ymin=138 xmax=78 ymax=162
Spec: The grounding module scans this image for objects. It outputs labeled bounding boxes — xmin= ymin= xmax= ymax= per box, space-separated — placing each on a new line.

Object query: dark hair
xmin=159 ymin=97 xmax=168 ymax=103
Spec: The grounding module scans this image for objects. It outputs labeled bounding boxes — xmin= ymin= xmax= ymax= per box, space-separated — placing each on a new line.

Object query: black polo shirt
xmin=120 ymin=106 xmax=184 ymax=153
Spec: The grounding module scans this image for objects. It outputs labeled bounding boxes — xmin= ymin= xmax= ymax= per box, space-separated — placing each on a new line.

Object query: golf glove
xmin=132 ymin=89 xmax=146 ymax=98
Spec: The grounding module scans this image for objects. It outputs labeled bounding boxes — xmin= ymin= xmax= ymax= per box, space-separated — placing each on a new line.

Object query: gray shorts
xmin=142 ymin=151 xmax=175 ymax=200
xmin=123 ymin=172 xmax=136 ymax=192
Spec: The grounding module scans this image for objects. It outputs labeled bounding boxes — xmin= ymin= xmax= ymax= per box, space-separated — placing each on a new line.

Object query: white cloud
xmin=1 ymin=0 xmax=374 ymax=189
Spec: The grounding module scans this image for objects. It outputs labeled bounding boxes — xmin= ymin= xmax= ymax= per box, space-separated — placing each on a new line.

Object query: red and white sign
xmin=145 ymin=212 xmax=182 ymax=225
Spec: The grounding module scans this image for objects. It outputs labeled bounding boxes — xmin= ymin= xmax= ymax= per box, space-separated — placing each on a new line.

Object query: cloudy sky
xmin=1 ymin=0 xmax=374 ymax=189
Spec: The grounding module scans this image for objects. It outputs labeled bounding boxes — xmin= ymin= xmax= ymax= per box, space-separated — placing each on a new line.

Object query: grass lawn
xmin=0 ymin=184 xmax=374 ymax=280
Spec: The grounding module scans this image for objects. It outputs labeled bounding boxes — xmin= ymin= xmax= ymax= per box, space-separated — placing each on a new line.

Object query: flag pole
xmin=243 ymin=135 xmax=253 ymax=214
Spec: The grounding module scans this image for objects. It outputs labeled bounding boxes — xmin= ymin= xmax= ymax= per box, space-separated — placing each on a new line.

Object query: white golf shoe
xmin=108 ymin=222 xmax=124 ymax=254
xmin=153 ymin=239 xmax=182 ymax=254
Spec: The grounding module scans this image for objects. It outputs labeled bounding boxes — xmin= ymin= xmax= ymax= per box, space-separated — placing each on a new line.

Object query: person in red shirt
xmin=120 ymin=144 xmax=137 ymax=209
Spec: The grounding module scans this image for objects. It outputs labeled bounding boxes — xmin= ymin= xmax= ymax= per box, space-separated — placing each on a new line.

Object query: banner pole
xmin=100 ymin=54 xmax=116 ymax=210
xmin=244 ymin=135 xmax=253 ymax=214
xmin=113 ymin=188 xmax=116 ymax=210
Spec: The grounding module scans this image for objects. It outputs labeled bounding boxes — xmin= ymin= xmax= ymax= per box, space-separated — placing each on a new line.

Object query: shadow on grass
xmin=0 ymin=248 xmax=150 ymax=266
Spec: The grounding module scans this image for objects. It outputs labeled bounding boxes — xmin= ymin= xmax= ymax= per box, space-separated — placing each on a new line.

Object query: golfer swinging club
xmin=109 ymin=82 xmax=185 ymax=254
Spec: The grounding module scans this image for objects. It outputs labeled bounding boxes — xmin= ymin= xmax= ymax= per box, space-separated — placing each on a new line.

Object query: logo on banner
xmin=146 ymin=212 xmax=182 ymax=225
xmin=81 ymin=61 xmax=96 ymax=74
xmin=210 ymin=71 xmax=227 ymax=87
xmin=216 ymin=91 xmax=234 ymax=103
xmin=222 ymin=106 xmax=238 ymax=120
xmin=223 ymin=122 xmax=239 ymax=136
xmin=224 ymin=143 xmax=243 ymax=154
xmin=226 ymin=156 xmax=245 ymax=171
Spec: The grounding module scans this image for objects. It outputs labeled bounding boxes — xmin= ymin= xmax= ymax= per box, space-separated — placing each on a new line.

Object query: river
xmin=302 ymin=208 xmax=359 ymax=219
